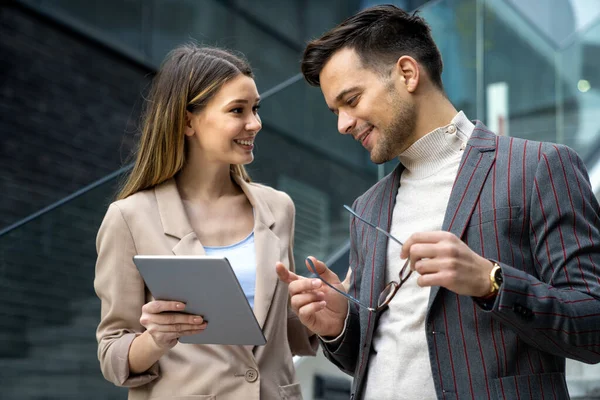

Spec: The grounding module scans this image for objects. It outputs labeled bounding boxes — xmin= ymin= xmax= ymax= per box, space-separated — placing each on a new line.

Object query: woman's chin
xmin=233 ymin=154 xmax=254 ymax=166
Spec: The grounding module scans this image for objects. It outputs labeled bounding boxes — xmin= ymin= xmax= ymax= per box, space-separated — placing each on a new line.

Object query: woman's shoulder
xmin=106 ymin=187 xmax=157 ymax=222
xmin=248 ymin=183 xmax=296 ymax=220
xmin=247 ymin=182 xmax=293 ymax=205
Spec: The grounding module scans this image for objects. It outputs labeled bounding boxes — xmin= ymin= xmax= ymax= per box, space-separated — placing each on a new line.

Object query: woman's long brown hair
xmin=117 ymin=44 xmax=253 ymax=200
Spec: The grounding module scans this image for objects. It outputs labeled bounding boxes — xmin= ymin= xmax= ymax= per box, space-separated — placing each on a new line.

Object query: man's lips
xmin=355 ymin=126 xmax=374 ymax=144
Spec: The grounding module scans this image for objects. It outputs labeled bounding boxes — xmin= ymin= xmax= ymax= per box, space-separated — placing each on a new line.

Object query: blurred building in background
xmin=0 ymin=0 xmax=599 ymax=398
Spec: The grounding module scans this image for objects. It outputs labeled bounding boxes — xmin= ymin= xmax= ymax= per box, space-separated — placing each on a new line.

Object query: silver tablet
xmin=133 ymin=255 xmax=266 ymax=346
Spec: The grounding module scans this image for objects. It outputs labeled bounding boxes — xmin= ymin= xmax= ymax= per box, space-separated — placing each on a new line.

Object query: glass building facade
xmin=1 ymin=0 xmax=599 ymax=398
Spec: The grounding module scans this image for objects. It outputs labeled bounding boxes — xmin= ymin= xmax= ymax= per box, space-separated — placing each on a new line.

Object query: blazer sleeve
xmin=94 ymin=203 xmax=160 ymax=387
xmin=489 ymin=144 xmax=600 ymax=364
xmin=285 ymin=198 xmax=319 ymax=356
xmin=320 ymin=198 xmax=362 ymax=376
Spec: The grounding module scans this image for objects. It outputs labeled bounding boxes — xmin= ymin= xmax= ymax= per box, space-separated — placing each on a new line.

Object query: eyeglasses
xmin=306 ymin=205 xmax=412 ymax=313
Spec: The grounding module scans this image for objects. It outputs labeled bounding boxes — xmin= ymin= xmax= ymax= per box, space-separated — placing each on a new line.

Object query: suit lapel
xmin=427 ymin=122 xmax=497 ymax=312
xmin=360 ymin=165 xmax=402 ymax=310
xmin=155 ymin=177 xmax=278 ymax=355
xmin=235 ymin=178 xmax=278 ymax=331
xmin=154 ymin=178 xmax=207 ymax=256
xmin=156 ymin=176 xmax=279 ymax=328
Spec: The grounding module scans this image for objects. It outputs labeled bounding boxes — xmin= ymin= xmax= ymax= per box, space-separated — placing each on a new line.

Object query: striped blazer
xmin=322 ymin=121 xmax=600 ymax=399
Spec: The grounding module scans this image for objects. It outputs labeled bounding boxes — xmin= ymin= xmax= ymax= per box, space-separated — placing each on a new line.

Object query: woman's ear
xmin=184 ymin=110 xmax=195 ymax=137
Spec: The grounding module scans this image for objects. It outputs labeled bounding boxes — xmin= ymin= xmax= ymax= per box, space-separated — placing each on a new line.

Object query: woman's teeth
xmin=235 ymin=139 xmax=253 ymax=146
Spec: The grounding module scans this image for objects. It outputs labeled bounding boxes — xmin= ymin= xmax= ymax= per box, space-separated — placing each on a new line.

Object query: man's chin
xmin=369 ymin=151 xmax=394 ymax=165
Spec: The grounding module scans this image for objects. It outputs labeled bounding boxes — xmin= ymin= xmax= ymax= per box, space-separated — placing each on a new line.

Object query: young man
xmin=276 ymin=5 xmax=600 ymax=399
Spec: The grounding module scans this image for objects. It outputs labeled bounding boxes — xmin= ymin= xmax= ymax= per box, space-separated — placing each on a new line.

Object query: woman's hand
xmin=139 ymin=301 xmax=207 ymax=350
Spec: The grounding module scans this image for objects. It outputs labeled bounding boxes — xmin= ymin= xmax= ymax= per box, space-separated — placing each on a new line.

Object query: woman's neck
xmin=175 ymin=159 xmax=239 ymax=204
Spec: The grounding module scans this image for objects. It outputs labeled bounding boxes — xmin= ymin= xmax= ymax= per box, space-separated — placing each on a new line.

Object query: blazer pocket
xmin=492 ymin=372 xmax=568 ymax=399
xmin=468 ymin=206 xmax=522 ymax=227
xmin=279 ymin=382 xmax=303 ymax=400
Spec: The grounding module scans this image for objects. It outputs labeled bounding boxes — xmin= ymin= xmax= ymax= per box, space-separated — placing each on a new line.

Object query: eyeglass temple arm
xmin=343 ymin=205 xmax=404 ymax=247
xmin=374 ymin=226 xmax=403 ymax=246
xmin=306 ymin=258 xmax=375 ymax=312
xmin=316 ymin=276 xmax=376 ymax=312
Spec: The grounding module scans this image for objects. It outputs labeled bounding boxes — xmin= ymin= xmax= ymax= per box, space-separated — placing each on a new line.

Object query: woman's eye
xmin=252 ymin=105 xmax=261 ymax=113
xmin=231 ymin=108 xmax=243 ymax=114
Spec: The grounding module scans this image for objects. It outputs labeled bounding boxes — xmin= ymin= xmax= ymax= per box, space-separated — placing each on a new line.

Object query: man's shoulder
xmin=470 ymin=122 xmax=564 ymax=156
xmin=495 ymin=135 xmax=579 ymax=161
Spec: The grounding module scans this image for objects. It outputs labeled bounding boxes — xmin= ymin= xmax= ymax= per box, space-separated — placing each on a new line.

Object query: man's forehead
xmin=321 ymin=49 xmax=361 ymax=80
xmin=320 ymin=50 xmax=364 ymax=100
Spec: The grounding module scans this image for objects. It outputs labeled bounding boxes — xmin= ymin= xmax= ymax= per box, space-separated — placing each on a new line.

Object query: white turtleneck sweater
xmin=362 ymin=111 xmax=474 ymax=400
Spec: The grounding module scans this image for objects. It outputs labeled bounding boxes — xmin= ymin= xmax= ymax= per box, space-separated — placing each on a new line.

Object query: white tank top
xmin=204 ymin=232 xmax=256 ymax=308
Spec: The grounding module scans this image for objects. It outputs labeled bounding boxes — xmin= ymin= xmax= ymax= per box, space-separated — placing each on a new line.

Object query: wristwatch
xmin=489 ymin=262 xmax=503 ymax=294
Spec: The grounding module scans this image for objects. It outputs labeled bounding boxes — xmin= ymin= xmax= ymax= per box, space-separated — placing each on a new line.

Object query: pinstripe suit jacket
xmin=322 ymin=121 xmax=600 ymax=399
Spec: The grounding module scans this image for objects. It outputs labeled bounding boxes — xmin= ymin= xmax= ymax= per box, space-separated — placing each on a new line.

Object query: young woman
xmin=94 ymin=44 xmax=317 ymax=400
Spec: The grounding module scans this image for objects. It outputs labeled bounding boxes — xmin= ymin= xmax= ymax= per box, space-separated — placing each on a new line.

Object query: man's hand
xmin=276 ymin=256 xmax=348 ymax=338
xmin=401 ymin=231 xmax=494 ymax=297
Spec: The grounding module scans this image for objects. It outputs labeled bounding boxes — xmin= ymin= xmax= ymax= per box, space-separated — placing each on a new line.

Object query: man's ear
xmin=395 ymin=55 xmax=420 ymax=93
xmin=184 ymin=110 xmax=195 ymax=137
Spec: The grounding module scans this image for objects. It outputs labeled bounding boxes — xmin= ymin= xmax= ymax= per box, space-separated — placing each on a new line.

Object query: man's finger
xmin=416 ymin=272 xmax=444 ymax=288
xmin=290 ymin=292 xmax=325 ymax=313
xmin=401 ymin=231 xmax=453 ymax=259
xmin=412 ymin=258 xmax=440 ymax=275
xmin=276 ymin=262 xmax=300 ymax=284
xmin=305 ymin=257 xmax=341 ymax=283
xmin=288 ymin=277 xmax=322 ymax=297
xmin=297 ymin=301 xmax=326 ymax=320
xmin=407 ymin=243 xmax=438 ymax=262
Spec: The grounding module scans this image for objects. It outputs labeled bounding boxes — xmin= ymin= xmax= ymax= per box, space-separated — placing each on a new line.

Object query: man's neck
xmin=412 ymin=91 xmax=458 ymax=143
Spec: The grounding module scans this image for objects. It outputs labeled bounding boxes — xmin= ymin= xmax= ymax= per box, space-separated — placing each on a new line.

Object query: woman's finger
xmin=142 ymin=300 xmax=185 ymax=314
xmin=141 ymin=312 xmax=204 ymax=327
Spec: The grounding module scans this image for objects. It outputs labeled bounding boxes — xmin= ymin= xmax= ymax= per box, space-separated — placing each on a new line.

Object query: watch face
xmin=494 ymin=267 xmax=503 ymax=284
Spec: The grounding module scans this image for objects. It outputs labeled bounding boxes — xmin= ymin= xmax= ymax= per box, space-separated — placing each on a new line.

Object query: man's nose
xmin=337 ymin=111 xmax=356 ymax=135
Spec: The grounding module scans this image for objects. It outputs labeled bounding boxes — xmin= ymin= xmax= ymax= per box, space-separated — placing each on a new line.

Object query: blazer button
xmin=512 ymin=304 xmax=523 ymax=313
xmin=245 ymin=368 xmax=259 ymax=382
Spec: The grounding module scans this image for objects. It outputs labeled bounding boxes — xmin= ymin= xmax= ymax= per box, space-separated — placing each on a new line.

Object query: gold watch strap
xmin=489 ymin=262 xmax=502 ymax=293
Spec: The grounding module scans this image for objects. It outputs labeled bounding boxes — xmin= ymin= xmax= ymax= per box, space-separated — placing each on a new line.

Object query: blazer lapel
xmin=360 ymin=165 xmax=403 ymax=310
xmin=157 ymin=176 xmax=280 ymax=329
xmin=427 ymin=121 xmax=497 ymax=312
xmin=154 ymin=178 xmax=207 ymax=256
xmin=235 ymin=177 xmax=279 ymax=330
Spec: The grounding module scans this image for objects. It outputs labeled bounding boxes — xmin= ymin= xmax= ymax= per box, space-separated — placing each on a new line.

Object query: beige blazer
xmin=94 ymin=177 xmax=318 ymax=400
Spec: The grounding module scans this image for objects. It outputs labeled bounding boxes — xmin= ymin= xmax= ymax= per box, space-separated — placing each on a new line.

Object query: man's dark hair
xmin=301 ymin=5 xmax=444 ymax=90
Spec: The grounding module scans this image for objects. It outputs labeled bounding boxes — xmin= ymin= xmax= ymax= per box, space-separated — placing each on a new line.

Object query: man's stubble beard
xmin=370 ymin=92 xmax=417 ymax=165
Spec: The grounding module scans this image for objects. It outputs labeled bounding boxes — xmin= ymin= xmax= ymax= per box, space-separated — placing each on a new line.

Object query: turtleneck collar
xmin=398 ymin=111 xmax=474 ymax=179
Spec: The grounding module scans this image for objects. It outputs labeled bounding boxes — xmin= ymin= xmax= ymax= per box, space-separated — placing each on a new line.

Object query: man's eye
xmin=347 ymin=96 xmax=358 ymax=106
